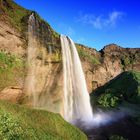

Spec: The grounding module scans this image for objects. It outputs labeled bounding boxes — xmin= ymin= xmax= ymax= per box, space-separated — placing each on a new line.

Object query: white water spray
xmin=61 ymin=35 xmax=93 ymax=124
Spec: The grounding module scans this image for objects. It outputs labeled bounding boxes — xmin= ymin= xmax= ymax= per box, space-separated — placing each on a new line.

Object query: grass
xmin=0 ymin=0 xmax=60 ymax=40
xmin=0 ymin=100 xmax=87 ymax=140
xmin=0 ymin=51 xmax=24 ymax=90
xmin=77 ymin=46 xmax=100 ymax=64
xmin=91 ymin=71 xmax=140 ymax=107
xmin=0 ymin=0 xmax=31 ymax=32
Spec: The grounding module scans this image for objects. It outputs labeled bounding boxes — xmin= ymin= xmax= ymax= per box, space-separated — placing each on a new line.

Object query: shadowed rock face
xmin=0 ymin=0 xmax=140 ymax=110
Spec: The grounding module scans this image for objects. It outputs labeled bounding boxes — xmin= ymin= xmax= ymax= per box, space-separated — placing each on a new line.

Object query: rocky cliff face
xmin=0 ymin=0 xmax=140 ymax=113
xmin=79 ymin=44 xmax=140 ymax=93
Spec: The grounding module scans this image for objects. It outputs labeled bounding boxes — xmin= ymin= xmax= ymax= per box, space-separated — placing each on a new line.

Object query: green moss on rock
xmin=0 ymin=51 xmax=24 ymax=90
xmin=77 ymin=45 xmax=100 ymax=64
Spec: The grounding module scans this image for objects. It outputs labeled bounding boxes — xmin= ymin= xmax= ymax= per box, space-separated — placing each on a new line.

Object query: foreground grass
xmin=0 ymin=101 xmax=87 ymax=140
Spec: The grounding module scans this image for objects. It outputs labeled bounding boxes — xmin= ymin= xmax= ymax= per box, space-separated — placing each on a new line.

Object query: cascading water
xmin=61 ymin=35 xmax=93 ymax=124
xmin=24 ymin=13 xmax=38 ymax=106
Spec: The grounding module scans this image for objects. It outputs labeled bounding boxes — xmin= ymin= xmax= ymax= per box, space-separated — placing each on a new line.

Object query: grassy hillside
xmin=91 ymin=71 xmax=140 ymax=108
xmin=0 ymin=0 xmax=59 ymax=43
xmin=0 ymin=0 xmax=31 ymax=32
xmin=0 ymin=51 xmax=24 ymax=90
xmin=0 ymin=100 xmax=87 ymax=140
xmin=76 ymin=44 xmax=100 ymax=65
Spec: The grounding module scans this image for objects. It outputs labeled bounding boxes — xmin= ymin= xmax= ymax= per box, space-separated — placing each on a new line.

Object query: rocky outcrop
xmin=0 ymin=86 xmax=22 ymax=103
xmin=0 ymin=21 xmax=25 ymax=56
xmin=79 ymin=44 xmax=140 ymax=93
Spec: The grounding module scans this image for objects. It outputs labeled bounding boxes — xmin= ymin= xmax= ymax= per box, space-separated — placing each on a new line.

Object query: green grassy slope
xmin=91 ymin=71 xmax=140 ymax=108
xmin=0 ymin=100 xmax=87 ymax=140
xmin=0 ymin=0 xmax=59 ymax=44
xmin=0 ymin=51 xmax=24 ymax=90
xmin=0 ymin=0 xmax=31 ymax=32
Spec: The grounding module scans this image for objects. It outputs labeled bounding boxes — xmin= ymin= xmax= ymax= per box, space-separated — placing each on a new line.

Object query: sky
xmin=14 ymin=0 xmax=140 ymax=50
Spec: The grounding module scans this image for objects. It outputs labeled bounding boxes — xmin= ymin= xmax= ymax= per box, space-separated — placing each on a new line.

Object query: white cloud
xmin=76 ymin=37 xmax=85 ymax=44
xmin=76 ymin=11 xmax=124 ymax=29
xmin=57 ymin=23 xmax=75 ymax=36
xmin=66 ymin=26 xmax=75 ymax=36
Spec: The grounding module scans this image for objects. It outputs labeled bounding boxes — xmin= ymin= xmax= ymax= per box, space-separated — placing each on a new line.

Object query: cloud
xmin=76 ymin=37 xmax=85 ymax=44
xmin=66 ymin=26 xmax=75 ymax=36
xmin=76 ymin=11 xmax=124 ymax=29
xmin=57 ymin=23 xmax=75 ymax=36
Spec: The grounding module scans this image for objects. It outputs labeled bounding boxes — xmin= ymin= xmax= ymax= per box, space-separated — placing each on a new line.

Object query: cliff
xmin=78 ymin=43 xmax=140 ymax=93
xmin=0 ymin=0 xmax=140 ymax=111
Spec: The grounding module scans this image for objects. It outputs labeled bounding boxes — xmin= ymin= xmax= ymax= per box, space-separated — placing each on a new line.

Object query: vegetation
xmin=77 ymin=46 xmax=100 ymax=64
xmin=0 ymin=51 xmax=24 ymax=90
xmin=91 ymin=71 xmax=140 ymax=108
xmin=121 ymin=56 xmax=132 ymax=70
xmin=98 ymin=91 xmax=120 ymax=108
xmin=109 ymin=135 xmax=127 ymax=140
xmin=0 ymin=0 xmax=59 ymax=42
xmin=0 ymin=0 xmax=31 ymax=32
xmin=0 ymin=100 xmax=87 ymax=140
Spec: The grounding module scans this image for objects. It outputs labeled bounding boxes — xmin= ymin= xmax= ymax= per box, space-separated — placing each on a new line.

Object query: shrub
xmin=0 ymin=110 xmax=25 ymax=140
xmin=109 ymin=135 xmax=127 ymax=140
xmin=98 ymin=93 xmax=120 ymax=108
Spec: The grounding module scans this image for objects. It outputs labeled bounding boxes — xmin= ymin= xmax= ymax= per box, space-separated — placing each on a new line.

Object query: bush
xmin=109 ymin=135 xmax=127 ymax=140
xmin=98 ymin=93 xmax=120 ymax=108
xmin=0 ymin=110 xmax=25 ymax=140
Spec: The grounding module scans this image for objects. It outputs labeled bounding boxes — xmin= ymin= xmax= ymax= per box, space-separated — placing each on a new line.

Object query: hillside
xmin=91 ymin=71 xmax=140 ymax=108
xmin=0 ymin=100 xmax=87 ymax=140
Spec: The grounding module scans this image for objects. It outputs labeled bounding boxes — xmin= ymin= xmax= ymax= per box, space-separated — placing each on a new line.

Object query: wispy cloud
xmin=66 ymin=26 xmax=75 ymax=36
xmin=76 ymin=11 xmax=124 ymax=29
xmin=76 ymin=37 xmax=85 ymax=44
xmin=57 ymin=23 xmax=75 ymax=36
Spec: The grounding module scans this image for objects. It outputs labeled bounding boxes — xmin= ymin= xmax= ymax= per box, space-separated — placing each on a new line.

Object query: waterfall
xmin=24 ymin=13 xmax=38 ymax=106
xmin=25 ymin=14 xmax=93 ymax=124
xmin=61 ymin=35 xmax=93 ymax=124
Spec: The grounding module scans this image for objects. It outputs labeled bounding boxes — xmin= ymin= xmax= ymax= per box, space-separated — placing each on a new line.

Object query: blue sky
xmin=14 ymin=0 xmax=140 ymax=50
